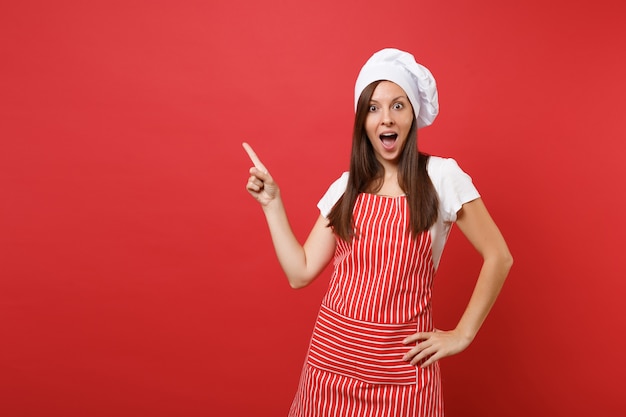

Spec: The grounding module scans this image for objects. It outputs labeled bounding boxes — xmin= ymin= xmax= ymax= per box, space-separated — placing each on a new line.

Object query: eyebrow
xmin=369 ymin=96 xmax=408 ymax=103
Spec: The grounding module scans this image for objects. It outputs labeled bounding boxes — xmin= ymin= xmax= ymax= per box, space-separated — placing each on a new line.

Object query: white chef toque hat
xmin=354 ymin=48 xmax=439 ymax=129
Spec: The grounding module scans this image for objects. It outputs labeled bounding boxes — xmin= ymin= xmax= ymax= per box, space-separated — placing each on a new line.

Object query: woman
xmin=243 ymin=48 xmax=513 ymax=417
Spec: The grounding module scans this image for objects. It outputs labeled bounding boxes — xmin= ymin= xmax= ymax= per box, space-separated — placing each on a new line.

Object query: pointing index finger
xmin=242 ymin=142 xmax=268 ymax=173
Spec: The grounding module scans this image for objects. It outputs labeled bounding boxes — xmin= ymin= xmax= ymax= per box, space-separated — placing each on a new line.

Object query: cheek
xmin=400 ymin=117 xmax=414 ymax=135
xmin=365 ymin=118 xmax=377 ymax=139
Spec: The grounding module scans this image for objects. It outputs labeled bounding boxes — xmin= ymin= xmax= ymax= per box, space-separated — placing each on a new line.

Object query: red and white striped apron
xmin=289 ymin=193 xmax=443 ymax=417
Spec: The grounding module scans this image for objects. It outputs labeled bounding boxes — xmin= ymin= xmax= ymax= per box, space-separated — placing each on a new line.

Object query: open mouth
xmin=379 ymin=133 xmax=398 ymax=149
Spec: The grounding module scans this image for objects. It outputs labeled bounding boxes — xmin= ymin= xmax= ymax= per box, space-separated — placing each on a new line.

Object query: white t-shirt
xmin=317 ymin=156 xmax=480 ymax=271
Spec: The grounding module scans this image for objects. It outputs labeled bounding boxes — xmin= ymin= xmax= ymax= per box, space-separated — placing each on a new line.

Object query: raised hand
xmin=242 ymin=142 xmax=280 ymax=207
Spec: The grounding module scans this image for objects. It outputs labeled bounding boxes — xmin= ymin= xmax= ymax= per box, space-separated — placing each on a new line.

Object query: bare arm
xmin=403 ymin=197 xmax=513 ymax=367
xmin=243 ymin=143 xmax=336 ymax=288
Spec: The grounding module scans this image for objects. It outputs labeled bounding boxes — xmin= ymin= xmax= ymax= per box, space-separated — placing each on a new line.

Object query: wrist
xmin=261 ymin=193 xmax=283 ymax=214
xmin=453 ymin=326 xmax=476 ymax=344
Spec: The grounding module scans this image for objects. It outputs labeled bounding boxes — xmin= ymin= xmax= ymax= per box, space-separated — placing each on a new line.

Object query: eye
xmin=393 ymin=102 xmax=404 ymax=110
xmin=368 ymin=105 xmax=378 ymax=112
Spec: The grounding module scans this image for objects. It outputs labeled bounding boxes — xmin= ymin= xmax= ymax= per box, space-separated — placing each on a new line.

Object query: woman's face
xmin=364 ymin=81 xmax=414 ymax=167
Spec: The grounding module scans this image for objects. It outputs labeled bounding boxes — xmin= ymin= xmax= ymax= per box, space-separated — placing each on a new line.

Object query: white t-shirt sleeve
xmin=427 ymin=156 xmax=481 ymax=270
xmin=317 ymin=172 xmax=349 ymax=218
xmin=428 ymin=157 xmax=481 ymax=223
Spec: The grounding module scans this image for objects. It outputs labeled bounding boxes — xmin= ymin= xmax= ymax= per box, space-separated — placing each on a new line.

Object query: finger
xmin=246 ymin=180 xmax=262 ymax=193
xmin=249 ymin=166 xmax=271 ymax=183
xmin=420 ymin=347 xmax=446 ymax=367
xmin=410 ymin=346 xmax=438 ymax=366
xmin=246 ymin=176 xmax=264 ymax=191
xmin=242 ymin=142 xmax=268 ymax=173
xmin=403 ymin=332 xmax=432 ymax=344
xmin=420 ymin=354 xmax=441 ymax=368
xmin=402 ymin=340 xmax=432 ymax=361
xmin=251 ymin=177 xmax=264 ymax=188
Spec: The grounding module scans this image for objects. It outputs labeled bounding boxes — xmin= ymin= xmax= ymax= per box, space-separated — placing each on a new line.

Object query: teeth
xmin=380 ymin=133 xmax=398 ymax=139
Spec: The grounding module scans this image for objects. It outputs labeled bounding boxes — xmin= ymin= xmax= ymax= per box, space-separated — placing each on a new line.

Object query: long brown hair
xmin=327 ymin=80 xmax=439 ymax=241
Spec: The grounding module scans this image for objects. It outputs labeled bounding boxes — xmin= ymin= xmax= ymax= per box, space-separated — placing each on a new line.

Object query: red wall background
xmin=1 ymin=1 xmax=625 ymax=416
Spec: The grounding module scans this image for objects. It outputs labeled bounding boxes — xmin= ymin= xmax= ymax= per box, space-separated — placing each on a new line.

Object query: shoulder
xmin=427 ymin=155 xmax=477 ymax=191
xmin=317 ymin=172 xmax=349 ymax=218
xmin=427 ymin=155 xmax=465 ymax=180
xmin=426 ymin=155 xmax=480 ymax=220
xmin=326 ymin=171 xmax=350 ymax=194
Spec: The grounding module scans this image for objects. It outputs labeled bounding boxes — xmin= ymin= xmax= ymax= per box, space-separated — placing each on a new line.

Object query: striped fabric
xmin=290 ymin=194 xmax=444 ymax=416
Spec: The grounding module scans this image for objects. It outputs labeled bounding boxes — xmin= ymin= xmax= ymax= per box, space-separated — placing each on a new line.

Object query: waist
xmin=307 ymin=304 xmax=422 ymax=385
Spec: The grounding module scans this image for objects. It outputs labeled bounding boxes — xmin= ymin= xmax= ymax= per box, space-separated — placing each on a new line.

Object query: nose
xmin=381 ymin=109 xmax=394 ymax=126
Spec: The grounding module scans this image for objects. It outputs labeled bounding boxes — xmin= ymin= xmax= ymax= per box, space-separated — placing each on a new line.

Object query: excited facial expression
xmin=365 ymin=81 xmax=415 ymax=167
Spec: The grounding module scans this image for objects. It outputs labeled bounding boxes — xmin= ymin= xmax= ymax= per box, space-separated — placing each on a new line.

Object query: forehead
xmin=371 ymin=81 xmax=408 ymax=100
